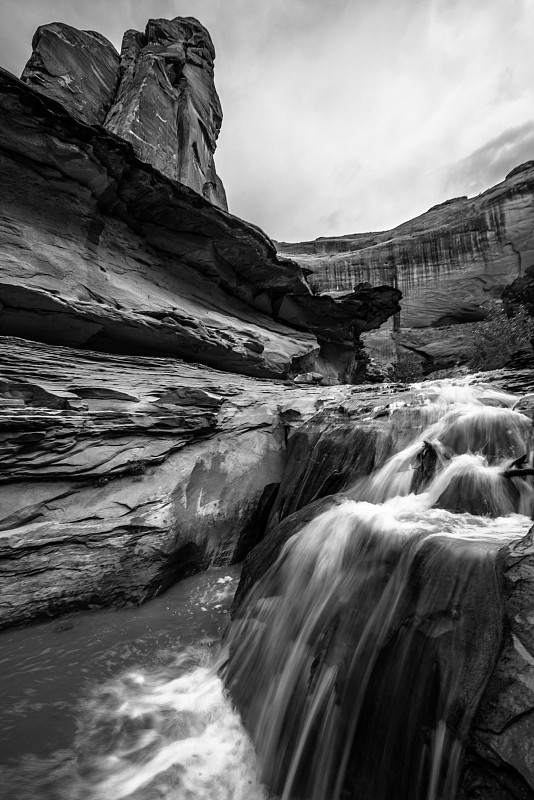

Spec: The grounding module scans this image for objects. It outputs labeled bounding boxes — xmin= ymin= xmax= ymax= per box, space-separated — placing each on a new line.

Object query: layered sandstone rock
xmin=20 ymin=22 xmax=119 ymax=125
xmin=0 ymin=67 xmax=400 ymax=384
xmin=104 ymin=17 xmax=227 ymax=209
xmin=0 ymin=335 xmax=364 ymax=629
xmin=0 ymin=19 xmax=402 ymax=628
xmin=278 ymin=164 xmax=534 ymax=370
xmin=21 ymin=18 xmax=227 ymax=208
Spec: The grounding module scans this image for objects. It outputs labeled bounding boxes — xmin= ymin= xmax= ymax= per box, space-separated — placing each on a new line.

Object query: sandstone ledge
xmin=0 ymin=68 xmax=400 ymax=383
xmin=0 ymin=335 xmax=375 ymax=629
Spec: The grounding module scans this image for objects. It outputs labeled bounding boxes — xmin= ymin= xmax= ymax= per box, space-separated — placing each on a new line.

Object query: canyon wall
xmin=278 ymin=163 xmax=534 ymax=371
xmin=0 ymin=65 xmax=399 ymax=384
xmin=0 ymin=18 xmax=400 ymax=627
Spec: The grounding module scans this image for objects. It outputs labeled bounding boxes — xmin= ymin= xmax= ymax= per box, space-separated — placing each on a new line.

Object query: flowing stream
xmin=2 ymin=379 xmax=534 ymax=799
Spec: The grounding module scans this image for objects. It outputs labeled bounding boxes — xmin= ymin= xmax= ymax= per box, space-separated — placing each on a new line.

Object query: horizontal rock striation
xmin=0 ymin=67 xmax=400 ymax=384
xmin=278 ymin=165 xmax=534 ymax=370
xmin=21 ymin=17 xmax=227 ymax=209
xmin=278 ymin=165 xmax=534 ymax=330
xmin=0 ymin=335 xmax=367 ymax=629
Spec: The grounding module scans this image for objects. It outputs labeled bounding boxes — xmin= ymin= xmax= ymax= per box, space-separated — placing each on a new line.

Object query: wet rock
xmin=266 ymin=411 xmax=391 ymax=528
xmin=231 ymin=494 xmax=349 ymax=613
xmin=459 ymin=527 xmax=534 ymax=799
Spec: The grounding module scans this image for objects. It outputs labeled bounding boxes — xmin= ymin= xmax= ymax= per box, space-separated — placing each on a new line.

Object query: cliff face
xmin=278 ymin=165 xmax=534 ymax=369
xmin=0 ymin=18 xmax=401 ymax=627
xmin=0 ymin=66 xmax=399 ymax=383
xmin=21 ymin=18 xmax=227 ymax=209
xmin=105 ymin=17 xmax=227 ymax=210
xmin=278 ymin=168 xmax=534 ymax=328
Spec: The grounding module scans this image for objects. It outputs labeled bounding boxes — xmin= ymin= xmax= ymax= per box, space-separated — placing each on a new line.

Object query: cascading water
xmin=223 ymin=379 xmax=534 ymax=800
xmin=2 ymin=379 xmax=534 ymax=800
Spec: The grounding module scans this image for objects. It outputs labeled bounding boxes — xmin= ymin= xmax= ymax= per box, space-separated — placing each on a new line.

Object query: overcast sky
xmin=1 ymin=0 xmax=533 ymax=242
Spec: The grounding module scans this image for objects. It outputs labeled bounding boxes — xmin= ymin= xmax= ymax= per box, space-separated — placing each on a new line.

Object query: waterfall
xmin=3 ymin=378 xmax=533 ymax=800
xmin=223 ymin=379 xmax=534 ymax=800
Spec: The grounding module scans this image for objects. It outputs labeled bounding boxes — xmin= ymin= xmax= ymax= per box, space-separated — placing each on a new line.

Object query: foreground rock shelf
xmin=0 ymin=335 xmax=404 ymax=629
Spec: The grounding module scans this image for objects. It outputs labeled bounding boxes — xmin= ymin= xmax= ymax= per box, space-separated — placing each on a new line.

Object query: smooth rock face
xmin=278 ymin=163 xmax=534 ymax=369
xmin=105 ymin=18 xmax=227 ymax=209
xmin=0 ymin=67 xmax=400 ymax=384
xmin=20 ymin=22 xmax=120 ymax=125
xmin=0 ymin=336 xmax=360 ymax=629
xmin=21 ymin=18 xmax=227 ymax=209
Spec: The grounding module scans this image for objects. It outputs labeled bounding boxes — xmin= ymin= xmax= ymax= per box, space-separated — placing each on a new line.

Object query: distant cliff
xmin=278 ymin=163 xmax=534 ymax=370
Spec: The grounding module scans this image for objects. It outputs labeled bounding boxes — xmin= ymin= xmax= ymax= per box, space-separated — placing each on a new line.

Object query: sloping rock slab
xmin=0 ymin=336 xmax=358 ymax=629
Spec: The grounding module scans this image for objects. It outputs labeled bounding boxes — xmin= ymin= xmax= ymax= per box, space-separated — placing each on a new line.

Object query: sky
xmin=1 ymin=0 xmax=533 ymax=242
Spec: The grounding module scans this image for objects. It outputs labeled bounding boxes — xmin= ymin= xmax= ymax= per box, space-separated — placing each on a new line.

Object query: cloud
xmin=0 ymin=0 xmax=533 ymax=241
xmin=445 ymin=122 xmax=534 ymax=196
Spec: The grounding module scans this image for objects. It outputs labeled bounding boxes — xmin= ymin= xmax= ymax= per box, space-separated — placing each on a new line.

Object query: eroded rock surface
xmin=459 ymin=528 xmax=534 ymax=799
xmin=0 ymin=67 xmax=400 ymax=383
xmin=0 ymin=336 xmax=363 ymax=629
xmin=21 ymin=17 xmax=227 ymax=209
xmin=21 ymin=22 xmax=119 ymax=126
